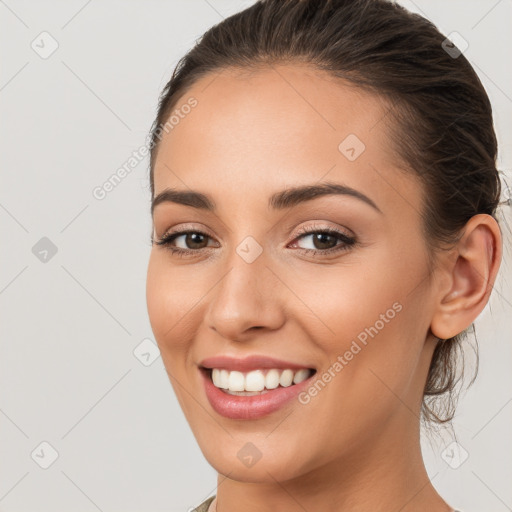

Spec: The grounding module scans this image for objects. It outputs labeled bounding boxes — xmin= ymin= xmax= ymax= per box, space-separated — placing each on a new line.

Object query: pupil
xmin=314 ymin=233 xmax=335 ymax=250
xmin=188 ymin=233 xmax=206 ymax=248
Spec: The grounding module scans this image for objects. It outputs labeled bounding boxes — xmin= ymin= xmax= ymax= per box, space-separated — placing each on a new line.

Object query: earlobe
xmin=430 ymin=214 xmax=502 ymax=340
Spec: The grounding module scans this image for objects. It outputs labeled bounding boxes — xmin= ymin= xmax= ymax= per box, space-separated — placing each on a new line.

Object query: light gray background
xmin=1 ymin=1 xmax=511 ymax=511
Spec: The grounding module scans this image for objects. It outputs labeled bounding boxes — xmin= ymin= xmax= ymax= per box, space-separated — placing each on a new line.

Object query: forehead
xmin=153 ymin=63 xmax=419 ymax=213
xmin=157 ymin=64 xmax=391 ymax=157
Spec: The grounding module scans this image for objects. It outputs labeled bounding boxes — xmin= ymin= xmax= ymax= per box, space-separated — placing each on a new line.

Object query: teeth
xmin=280 ymin=369 xmax=294 ymax=387
xmin=228 ymin=371 xmax=245 ymax=391
xmin=246 ymin=370 xmax=265 ymax=392
xmin=210 ymin=368 xmax=313 ymax=393
xmin=265 ymin=369 xmax=280 ymax=390
xmin=293 ymin=368 xmax=310 ymax=384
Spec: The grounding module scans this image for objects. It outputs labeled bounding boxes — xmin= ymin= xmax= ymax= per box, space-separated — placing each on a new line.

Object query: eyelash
xmin=154 ymin=224 xmax=356 ymax=259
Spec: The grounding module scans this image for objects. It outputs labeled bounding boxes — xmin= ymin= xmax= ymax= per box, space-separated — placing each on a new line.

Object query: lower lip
xmin=200 ymin=368 xmax=316 ymax=420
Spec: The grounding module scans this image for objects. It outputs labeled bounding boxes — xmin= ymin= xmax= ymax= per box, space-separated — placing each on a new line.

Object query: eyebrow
xmin=151 ymin=181 xmax=382 ymax=216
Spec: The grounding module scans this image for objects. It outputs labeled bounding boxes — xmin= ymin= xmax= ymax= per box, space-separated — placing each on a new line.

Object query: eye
xmin=289 ymin=225 xmax=356 ymax=255
xmin=154 ymin=223 xmax=357 ymax=258
xmin=154 ymin=228 xmax=219 ymax=257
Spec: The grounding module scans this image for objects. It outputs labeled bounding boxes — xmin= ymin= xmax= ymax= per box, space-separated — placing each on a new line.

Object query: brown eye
xmin=291 ymin=228 xmax=356 ymax=254
xmin=181 ymin=232 xmax=209 ymax=249
xmin=309 ymin=232 xmax=339 ymax=250
xmin=155 ymin=230 xmax=217 ymax=252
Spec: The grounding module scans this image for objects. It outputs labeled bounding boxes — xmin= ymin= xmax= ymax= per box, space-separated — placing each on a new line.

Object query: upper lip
xmin=199 ymin=355 xmax=315 ymax=372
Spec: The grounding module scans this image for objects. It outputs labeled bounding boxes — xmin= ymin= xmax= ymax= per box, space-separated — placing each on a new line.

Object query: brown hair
xmin=148 ymin=0 xmax=502 ymax=424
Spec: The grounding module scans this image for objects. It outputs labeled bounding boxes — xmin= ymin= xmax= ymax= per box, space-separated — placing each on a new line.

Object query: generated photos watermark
xmin=298 ymin=301 xmax=403 ymax=405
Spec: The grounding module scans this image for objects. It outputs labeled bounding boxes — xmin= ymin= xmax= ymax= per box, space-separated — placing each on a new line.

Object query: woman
xmin=145 ymin=0 xmax=504 ymax=510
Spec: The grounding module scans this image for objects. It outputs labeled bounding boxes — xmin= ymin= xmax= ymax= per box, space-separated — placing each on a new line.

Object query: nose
xmin=203 ymin=248 xmax=286 ymax=342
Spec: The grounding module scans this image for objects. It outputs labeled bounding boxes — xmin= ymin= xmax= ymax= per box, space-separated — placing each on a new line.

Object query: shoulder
xmin=191 ymin=495 xmax=216 ymax=512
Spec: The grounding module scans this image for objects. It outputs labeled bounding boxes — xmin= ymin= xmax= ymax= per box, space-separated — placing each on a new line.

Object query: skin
xmin=146 ymin=64 xmax=502 ymax=512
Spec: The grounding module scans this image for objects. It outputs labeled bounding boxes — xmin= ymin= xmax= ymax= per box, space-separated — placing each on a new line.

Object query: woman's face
xmin=146 ymin=64 xmax=441 ymax=482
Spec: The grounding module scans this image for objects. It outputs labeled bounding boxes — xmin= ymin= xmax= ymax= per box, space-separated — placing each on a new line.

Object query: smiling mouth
xmin=200 ymin=366 xmax=317 ymax=395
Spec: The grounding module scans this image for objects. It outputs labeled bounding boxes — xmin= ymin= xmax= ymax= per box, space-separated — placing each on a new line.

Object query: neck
xmin=214 ymin=412 xmax=452 ymax=512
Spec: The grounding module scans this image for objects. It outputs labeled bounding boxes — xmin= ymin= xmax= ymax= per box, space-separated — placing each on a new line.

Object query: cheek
xmin=290 ymin=247 xmax=422 ymax=350
xmin=146 ymin=252 xmax=207 ymax=417
xmin=146 ymin=252 xmax=207 ymax=354
xmin=289 ymin=241 xmax=431 ymax=404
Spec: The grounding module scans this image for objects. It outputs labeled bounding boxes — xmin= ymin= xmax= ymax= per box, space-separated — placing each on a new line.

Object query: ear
xmin=430 ymin=214 xmax=502 ymax=340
